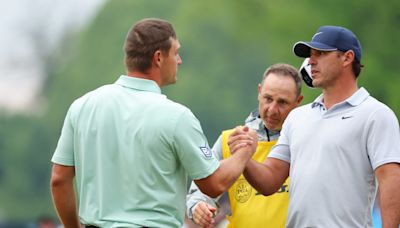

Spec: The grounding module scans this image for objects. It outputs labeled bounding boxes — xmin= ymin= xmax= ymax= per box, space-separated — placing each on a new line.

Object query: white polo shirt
xmin=269 ymin=87 xmax=400 ymax=228
xmin=52 ymin=75 xmax=219 ymax=227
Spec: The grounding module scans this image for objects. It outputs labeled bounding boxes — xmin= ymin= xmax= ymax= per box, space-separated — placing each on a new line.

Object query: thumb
xmin=206 ymin=204 xmax=217 ymax=217
xmin=206 ymin=204 xmax=216 ymax=213
xmin=242 ymin=125 xmax=249 ymax=132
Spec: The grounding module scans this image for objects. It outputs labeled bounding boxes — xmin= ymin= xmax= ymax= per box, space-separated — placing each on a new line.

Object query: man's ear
xmin=296 ymin=95 xmax=304 ymax=105
xmin=343 ymin=50 xmax=355 ymax=67
xmin=153 ymin=50 xmax=162 ymax=67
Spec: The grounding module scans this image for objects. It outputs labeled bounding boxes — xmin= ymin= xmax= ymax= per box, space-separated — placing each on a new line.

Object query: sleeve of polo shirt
xmin=51 ymin=104 xmax=75 ymax=166
xmin=268 ymin=112 xmax=292 ymax=163
xmin=173 ymin=109 xmax=220 ymax=180
xmin=366 ymin=107 xmax=400 ymax=170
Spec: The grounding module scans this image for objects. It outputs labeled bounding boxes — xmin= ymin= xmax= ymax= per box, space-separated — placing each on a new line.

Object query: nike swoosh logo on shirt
xmin=341 ymin=116 xmax=353 ymax=120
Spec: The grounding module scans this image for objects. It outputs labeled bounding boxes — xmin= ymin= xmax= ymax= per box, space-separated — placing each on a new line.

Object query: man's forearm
xmin=194 ymin=128 xmax=257 ymax=197
xmin=51 ymin=182 xmax=80 ymax=228
xmin=216 ymin=147 xmax=256 ymax=190
xmin=50 ymin=164 xmax=81 ymax=228
xmin=195 ymin=139 xmax=257 ymax=197
xmin=243 ymin=160 xmax=276 ymax=196
xmin=380 ymin=183 xmax=400 ymax=227
xmin=243 ymin=158 xmax=289 ymax=196
xmin=377 ymin=163 xmax=400 ymax=228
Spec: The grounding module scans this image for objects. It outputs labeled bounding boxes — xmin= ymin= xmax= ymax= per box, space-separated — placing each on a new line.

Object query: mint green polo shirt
xmin=52 ymin=75 xmax=220 ymax=227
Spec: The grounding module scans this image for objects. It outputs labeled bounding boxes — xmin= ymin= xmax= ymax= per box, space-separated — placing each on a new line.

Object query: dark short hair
xmin=124 ymin=18 xmax=176 ymax=72
xmin=352 ymin=58 xmax=363 ymax=78
xmin=336 ymin=51 xmax=364 ymax=78
xmin=261 ymin=63 xmax=302 ymax=97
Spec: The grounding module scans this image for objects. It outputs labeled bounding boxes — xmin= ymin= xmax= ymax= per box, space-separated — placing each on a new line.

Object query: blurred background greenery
xmin=0 ymin=0 xmax=399 ymax=224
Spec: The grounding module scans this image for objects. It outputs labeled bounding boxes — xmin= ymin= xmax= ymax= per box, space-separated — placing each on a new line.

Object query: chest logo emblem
xmin=234 ymin=179 xmax=252 ymax=203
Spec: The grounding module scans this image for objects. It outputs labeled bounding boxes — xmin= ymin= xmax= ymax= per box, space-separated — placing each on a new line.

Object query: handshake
xmin=190 ymin=126 xmax=258 ymax=227
xmin=227 ymin=126 xmax=258 ymax=156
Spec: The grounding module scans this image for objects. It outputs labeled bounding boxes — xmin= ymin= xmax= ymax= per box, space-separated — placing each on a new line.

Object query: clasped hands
xmin=192 ymin=126 xmax=257 ymax=227
xmin=228 ymin=125 xmax=258 ymax=155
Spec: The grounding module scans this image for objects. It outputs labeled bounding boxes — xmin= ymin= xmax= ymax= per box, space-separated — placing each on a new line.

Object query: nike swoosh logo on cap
xmin=312 ymin=32 xmax=323 ymax=40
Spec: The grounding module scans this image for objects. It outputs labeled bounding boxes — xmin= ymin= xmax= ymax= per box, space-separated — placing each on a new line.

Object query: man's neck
xmin=322 ymin=75 xmax=358 ymax=109
xmin=127 ymin=70 xmax=162 ymax=86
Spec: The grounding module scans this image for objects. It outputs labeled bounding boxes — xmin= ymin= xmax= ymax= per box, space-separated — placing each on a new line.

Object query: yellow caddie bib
xmin=222 ymin=129 xmax=289 ymax=228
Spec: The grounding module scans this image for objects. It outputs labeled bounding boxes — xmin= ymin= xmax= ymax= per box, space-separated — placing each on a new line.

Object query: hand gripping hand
xmin=227 ymin=126 xmax=258 ymax=155
xmin=192 ymin=201 xmax=218 ymax=228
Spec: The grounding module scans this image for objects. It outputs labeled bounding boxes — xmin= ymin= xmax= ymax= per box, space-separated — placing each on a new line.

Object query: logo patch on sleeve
xmin=199 ymin=145 xmax=213 ymax=158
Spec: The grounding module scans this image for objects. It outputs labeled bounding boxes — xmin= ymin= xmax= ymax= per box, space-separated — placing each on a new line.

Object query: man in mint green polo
xmin=50 ymin=18 xmax=257 ymax=228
